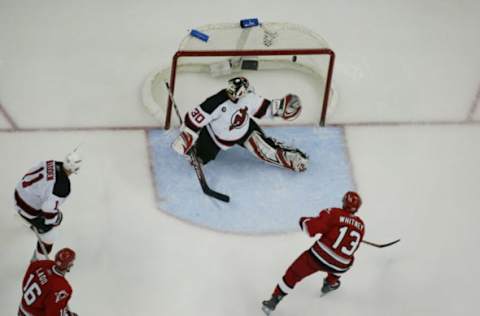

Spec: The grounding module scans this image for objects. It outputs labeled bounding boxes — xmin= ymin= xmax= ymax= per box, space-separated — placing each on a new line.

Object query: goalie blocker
xmin=172 ymin=126 xmax=199 ymax=156
xmin=171 ymin=77 xmax=308 ymax=172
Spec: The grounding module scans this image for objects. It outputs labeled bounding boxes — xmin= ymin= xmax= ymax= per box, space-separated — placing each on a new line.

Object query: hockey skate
xmin=321 ymin=278 xmax=341 ymax=295
xmin=261 ymin=294 xmax=284 ymax=316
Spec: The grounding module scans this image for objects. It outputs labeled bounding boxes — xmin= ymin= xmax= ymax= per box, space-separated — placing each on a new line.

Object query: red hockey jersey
xmin=300 ymin=207 xmax=365 ymax=272
xmin=19 ymin=260 xmax=73 ymax=316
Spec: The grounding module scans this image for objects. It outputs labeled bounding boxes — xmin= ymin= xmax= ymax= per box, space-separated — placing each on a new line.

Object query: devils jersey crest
xmin=229 ymin=107 xmax=249 ymax=130
xmin=184 ymin=90 xmax=268 ymax=150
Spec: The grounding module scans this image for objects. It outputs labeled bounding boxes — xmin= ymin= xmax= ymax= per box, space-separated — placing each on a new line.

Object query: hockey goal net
xmin=142 ymin=22 xmax=336 ymax=129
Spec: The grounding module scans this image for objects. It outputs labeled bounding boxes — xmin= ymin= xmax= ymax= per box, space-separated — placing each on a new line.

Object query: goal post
xmin=142 ymin=22 xmax=337 ymax=129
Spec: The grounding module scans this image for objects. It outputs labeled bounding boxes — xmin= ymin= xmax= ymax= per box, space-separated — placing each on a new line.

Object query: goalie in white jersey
xmin=14 ymin=151 xmax=82 ymax=260
xmin=172 ymin=77 xmax=308 ymax=172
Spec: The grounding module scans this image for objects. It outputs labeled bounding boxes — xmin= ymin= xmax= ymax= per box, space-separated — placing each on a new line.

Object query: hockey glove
xmin=29 ymin=217 xmax=54 ymax=234
xmin=172 ymin=126 xmax=199 ymax=157
xmin=299 ymin=217 xmax=311 ymax=230
xmin=271 ymin=94 xmax=302 ymax=121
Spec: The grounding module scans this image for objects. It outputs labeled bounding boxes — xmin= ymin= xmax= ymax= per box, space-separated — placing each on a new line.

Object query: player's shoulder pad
xmin=354 ymin=214 xmax=366 ymax=225
xmin=29 ymin=259 xmax=48 ymax=270
xmin=53 ymin=162 xmax=71 ymax=198
xmin=199 ymin=89 xmax=230 ymax=114
xmin=49 ymin=274 xmax=72 ymax=294
xmin=319 ymin=207 xmax=339 ymax=215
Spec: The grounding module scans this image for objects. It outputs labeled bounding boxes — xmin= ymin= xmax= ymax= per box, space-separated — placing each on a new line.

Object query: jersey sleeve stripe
xmin=253 ymin=99 xmax=271 ymax=118
xmin=277 ymin=277 xmax=294 ymax=294
xmin=42 ymin=210 xmax=59 ymax=220
xmin=15 ymin=190 xmax=60 ymax=221
xmin=309 ymin=248 xmax=350 ymax=273
xmin=184 ymin=113 xmax=202 ymax=132
xmin=23 ymin=166 xmax=44 ymax=177
xmin=316 ymin=241 xmax=352 ymax=265
xmin=15 ymin=190 xmax=40 ymax=217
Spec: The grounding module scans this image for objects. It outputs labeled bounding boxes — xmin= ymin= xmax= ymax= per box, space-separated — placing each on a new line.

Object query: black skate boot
xmin=261 ymin=294 xmax=284 ymax=315
xmin=321 ymin=278 xmax=341 ymax=295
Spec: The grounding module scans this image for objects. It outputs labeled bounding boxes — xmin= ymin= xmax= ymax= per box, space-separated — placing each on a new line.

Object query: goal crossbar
xmin=165 ymin=48 xmax=335 ymax=129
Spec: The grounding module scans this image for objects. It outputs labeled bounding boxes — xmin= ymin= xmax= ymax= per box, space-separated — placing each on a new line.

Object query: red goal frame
xmin=165 ymin=48 xmax=335 ymax=129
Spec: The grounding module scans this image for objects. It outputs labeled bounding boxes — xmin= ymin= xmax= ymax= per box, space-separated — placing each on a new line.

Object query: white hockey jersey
xmin=184 ymin=89 xmax=273 ymax=150
xmin=14 ymin=160 xmax=70 ymax=225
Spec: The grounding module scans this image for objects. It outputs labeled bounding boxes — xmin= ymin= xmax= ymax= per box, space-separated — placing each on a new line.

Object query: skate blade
xmin=261 ymin=305 xmax=272 ymax=316
xmin=320 ymin=288 xmax=337 ymax=297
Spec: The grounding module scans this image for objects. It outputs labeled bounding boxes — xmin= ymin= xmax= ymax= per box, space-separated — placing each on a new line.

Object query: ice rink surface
xmin=1 ymin=0 xmax=480 ymax=315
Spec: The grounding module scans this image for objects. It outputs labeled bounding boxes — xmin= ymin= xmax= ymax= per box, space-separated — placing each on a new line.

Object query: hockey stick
xmin=31 ymin=226 xmax=50 ymax=259
xmin=164 ymin=82 xmax=230 ymax=203
xmin=362 ymin=238 xmax=400 ymax=248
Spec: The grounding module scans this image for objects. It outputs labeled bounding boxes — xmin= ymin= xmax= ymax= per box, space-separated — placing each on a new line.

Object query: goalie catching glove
xmin=271 ymin=94 xmax=302 ymax=121
xmin=172 ymin=126 xmax=199 ymax=156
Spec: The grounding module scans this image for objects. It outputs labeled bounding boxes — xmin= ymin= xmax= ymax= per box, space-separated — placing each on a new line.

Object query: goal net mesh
xmin=142 ymin=22 xmax=336 ymax=128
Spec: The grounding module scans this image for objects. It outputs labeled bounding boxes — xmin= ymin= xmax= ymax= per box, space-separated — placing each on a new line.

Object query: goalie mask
xmin=226 ymin=77 xmax=249 ymax=100
xmin=343 ymin=191 xmax=362 ymax=213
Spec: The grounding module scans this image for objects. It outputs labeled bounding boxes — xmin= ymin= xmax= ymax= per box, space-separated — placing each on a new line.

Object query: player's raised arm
xmin=253 ymin=94 xmax=302 ymax=120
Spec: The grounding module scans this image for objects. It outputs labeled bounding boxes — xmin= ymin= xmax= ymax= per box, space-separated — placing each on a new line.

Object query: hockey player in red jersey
xmin=172 ymin=77 xmax=308 ymax=172
xmin=14 ymin=151 xmax=82 ymax=260
xmin=18 ymin=247 xmax=78 ymax=316
xmin=261 ymin=191 xmax=365 ymax=315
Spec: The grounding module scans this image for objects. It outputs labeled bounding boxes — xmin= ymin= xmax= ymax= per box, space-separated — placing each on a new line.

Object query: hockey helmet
xmin=54 ymin=247 xmax=76 ymax=272
xmin=226 ymin=77 xmax=249 ymax=99
xmin=63 ymin=151 xmax=82 ymax=175
xmin=343 ymin=191 xmax=362 ymax=213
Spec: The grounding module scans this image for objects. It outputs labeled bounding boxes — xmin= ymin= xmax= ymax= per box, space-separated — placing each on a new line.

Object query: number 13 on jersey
xmin=332 ymin=226 xmax=362 ymax=256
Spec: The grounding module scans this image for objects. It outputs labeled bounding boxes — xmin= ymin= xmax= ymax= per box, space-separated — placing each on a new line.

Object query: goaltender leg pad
xmin=244 ymin=131 xmax=308 ymax=172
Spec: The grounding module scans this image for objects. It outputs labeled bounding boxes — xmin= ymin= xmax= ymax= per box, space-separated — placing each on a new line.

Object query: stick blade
xmin=203 ymin=186 xmax=230 ymax=202
xmin=198 ymin=175 xmax=229 ymax=202
xmin=190 ymin=152 xmax=230 ymax=203
xmin=362 ymin=239 xmax=401 ymax=248
xmin=377 ymin=239 xmax=400 ymax=247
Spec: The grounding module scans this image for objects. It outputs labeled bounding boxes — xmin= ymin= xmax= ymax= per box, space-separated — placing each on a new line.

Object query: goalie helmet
xmin=343 ymin=191 xmax=362 ymax=213
xmin=226 ymin=77 xmax=249 ymax=100
xmin=63 ymin=151 xmax=82 ymax=175
xmin=54 ymin=247 xmax=76 ymax=272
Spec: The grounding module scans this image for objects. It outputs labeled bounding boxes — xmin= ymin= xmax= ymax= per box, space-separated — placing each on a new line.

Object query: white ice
xmin=1 ymin=0 xmax=480 ymax=315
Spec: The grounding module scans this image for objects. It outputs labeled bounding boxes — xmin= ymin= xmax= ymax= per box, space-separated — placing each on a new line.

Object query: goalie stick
xmin=362 ymin=238 xmax=400 ymax=248
xmin=164 ymin=82 xmax=230 ymax=203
